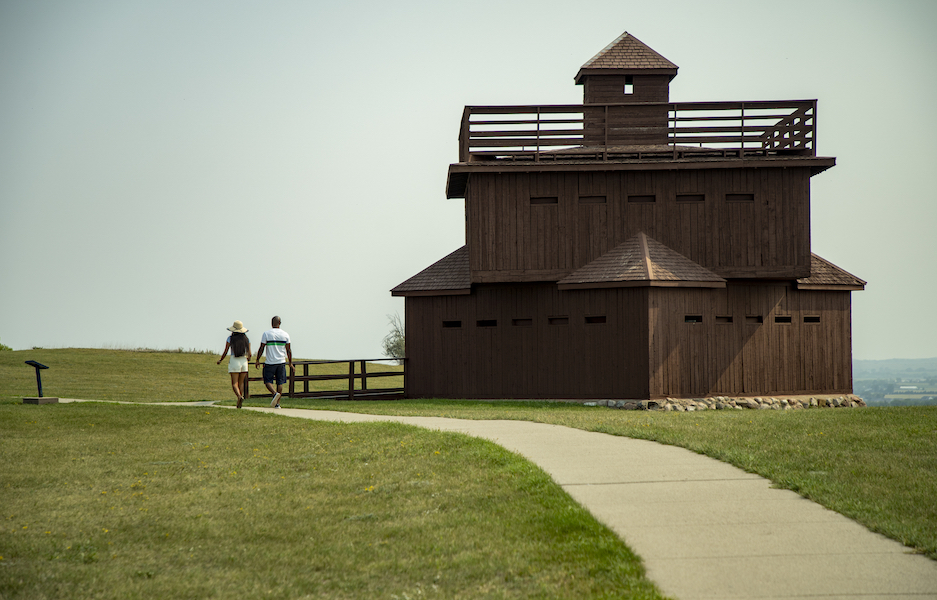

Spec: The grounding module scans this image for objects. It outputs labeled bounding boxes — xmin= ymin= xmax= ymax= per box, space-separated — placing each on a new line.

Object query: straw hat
xmin=226 ymin=320 xmax=248 ymax=333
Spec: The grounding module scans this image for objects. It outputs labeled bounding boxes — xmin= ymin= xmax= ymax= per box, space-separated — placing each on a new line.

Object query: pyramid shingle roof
xmin=557 ymin=233 xmax=725 ymax=289
xmin=796 ymin=254 xmax=866 ymax=290
xmin=391 ymin=246 xmax=471 ymax=296
xmin=575 ymin=31 xmax=677 ymax=84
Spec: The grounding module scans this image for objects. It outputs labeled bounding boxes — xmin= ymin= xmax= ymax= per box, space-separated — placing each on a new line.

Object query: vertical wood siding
xmin=467 ymin=168 xmax=812 ymax=281
xmin=405 ymin=284 xmax=649 ymax=399
xmin=648 ymin=284 xmax=853 ymax=398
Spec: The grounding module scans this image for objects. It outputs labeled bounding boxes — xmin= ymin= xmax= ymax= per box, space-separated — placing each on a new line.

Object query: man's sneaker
xmin=270 ymin=392 xmax=281 ymax=407
xmin=274 ymin=404 xmax=281 ymax=409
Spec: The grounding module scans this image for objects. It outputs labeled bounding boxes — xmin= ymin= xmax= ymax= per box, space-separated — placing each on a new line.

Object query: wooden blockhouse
xmin=393 ymin=32 xmax=865 ymax=400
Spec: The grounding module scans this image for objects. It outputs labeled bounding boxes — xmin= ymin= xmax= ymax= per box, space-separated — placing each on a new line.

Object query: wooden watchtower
xmin=393 ymin=32 xmax=865 ymax=400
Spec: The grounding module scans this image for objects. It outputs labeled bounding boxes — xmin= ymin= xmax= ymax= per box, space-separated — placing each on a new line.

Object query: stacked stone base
xmin=586 ymin=395 xmax=866 ymax=411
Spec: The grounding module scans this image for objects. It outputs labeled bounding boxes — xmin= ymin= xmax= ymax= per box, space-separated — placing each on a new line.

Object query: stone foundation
xmin=586 ymin=395 xmax=866 ymax=411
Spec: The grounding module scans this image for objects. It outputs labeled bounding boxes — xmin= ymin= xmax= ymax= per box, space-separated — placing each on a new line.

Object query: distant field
xmin=0 ymin=348 xmax=402 ymax=404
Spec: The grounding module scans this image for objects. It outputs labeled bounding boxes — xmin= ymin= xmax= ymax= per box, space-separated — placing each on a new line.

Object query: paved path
xmin=66 ymin=400 xmax=937 ymax=599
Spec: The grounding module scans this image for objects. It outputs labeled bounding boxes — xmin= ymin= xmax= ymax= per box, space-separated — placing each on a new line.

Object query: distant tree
xmin=381 ymin=313 xmax=405 ymax=363
xmin=0 ymin=337 xmax=11 ymax=351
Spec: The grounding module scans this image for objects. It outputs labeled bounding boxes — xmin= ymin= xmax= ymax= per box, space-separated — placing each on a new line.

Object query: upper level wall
xmin=465 ymin=167 xmax=812 ymax=282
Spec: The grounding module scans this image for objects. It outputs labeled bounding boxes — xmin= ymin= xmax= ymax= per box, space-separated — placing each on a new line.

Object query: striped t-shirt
xmin=260 ymin=328 xmax=290 ymax=364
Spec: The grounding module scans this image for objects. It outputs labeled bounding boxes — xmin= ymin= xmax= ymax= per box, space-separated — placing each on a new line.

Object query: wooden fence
xmin=458 ymin=100 xmax=816 ymax=162
xmin=245 ymin=359 xmax=405 ymax=401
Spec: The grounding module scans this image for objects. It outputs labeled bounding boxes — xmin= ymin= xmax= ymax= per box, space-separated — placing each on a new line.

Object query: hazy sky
xmin=1 ymin=0 xmax=935 ymax=361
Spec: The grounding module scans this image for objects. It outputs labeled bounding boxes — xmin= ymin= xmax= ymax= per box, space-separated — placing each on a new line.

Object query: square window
xmin=442 ymin=320 xmax=461 ymax=329
xmin=585 ymin=316 xmax=607 ymax=324
xmin=624 ymin=75 xmax=634 ymax=95
xmin=774 ymin=315 xmax=792 ymax=324
xmin=804 ymin=315 xmax=821 ymax=324
xmin=745 ymin=315 xmax=763 ymax=325
xmin=477 ymin=319 xmax=497 ymax=328
xmin=726 ymin=193 xmax=755 ymax=202
xmin=530 ymin=196 xmax=558 ymax=205
xmin=548 ymin=317 xmax=569 ymax=326
xmin=685 ymin=315 xmax=703 ymax=324
xmin=512 ymin=318 xmax=533 ymax=327
xmin=716 ymin=316 xmax=733 ymax=324
xmin=677 ymin=194 xmax=705 ymax=203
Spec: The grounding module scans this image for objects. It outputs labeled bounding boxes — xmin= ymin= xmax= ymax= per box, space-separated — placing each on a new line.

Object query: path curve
xmin=67 ymin=400 xmax=937 ymax=599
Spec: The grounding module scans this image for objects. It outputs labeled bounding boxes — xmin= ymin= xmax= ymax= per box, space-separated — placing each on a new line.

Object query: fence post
xmin=361 ymin=360 xmax=368 ymax=391
xmin=348 ymin=361 xmax=355 ymax=401
xmin=288 ymin=365 xmax=295 ymax=397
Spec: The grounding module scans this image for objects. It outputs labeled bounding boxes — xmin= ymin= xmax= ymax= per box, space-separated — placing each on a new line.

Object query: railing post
xmin=535 ymin=106 xmax=541 ymax=162
xmin=303 ymin=363 xmax=309 ymax=395
xmin=288 ymin=365 xmax=295 ymax=398
xmin=348 ymin=361 xmax=355 ymax=401
xmin=361 ymin=360 xmax=368 ymax=391
xmin=459 ymin=107 xmax=471 ymax=163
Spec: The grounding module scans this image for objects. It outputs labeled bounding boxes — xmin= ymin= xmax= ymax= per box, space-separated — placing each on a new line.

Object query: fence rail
xmin=458 ymin=100 xmax=816 ymax=162
xmin=246 ymin=358 xmax=405 ymax=401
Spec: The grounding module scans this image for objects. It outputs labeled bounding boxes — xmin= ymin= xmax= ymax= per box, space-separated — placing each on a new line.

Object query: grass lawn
xmin=0 ymin=348 xmax=402 ymax=404
xmin=297 ymin=398 xmax=937 ymax=560
xmin=0 ymin=402 xmax=666 ymax=599
xmin=2 ymin=346 xmax=935 ymax=598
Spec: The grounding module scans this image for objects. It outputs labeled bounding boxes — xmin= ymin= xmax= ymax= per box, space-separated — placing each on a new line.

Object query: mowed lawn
xmin=2 ymin=347 xmax=936 ymax=599
xmin=1 ymin=349 xmax=665 ymax=599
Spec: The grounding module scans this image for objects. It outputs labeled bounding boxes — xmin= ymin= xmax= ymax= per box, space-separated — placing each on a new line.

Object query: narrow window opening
xmin=548 ymin=317 xmax=569 ymax=326
xmin=804 ymin=315 xmax=821 ymax=324
xmin=628 ymin=194 xmax=656 ymax=203
xmin=677 ymin=193 xmax=705 ymax=203
xmin=726 ymin=193 xmax=755 ymax=202
xmin=442 ymin=320 xmax=461 ymax=329
xmin=745 ymin=315 xmax=763 ymax=325
xmin=774 ymin=315 xmax=792 ymax=324
xmin=530 ymin=196 xmax=558 ymax=205
xmin=512 ymin=318 xmax=533 ymax=327
xmin=579 ymin=195 xmax=606 ymax=204
xmin=716 ymin=315 xmax=733 ymax=324
xmin=476 ymin=319 xmax=497 ymax=328
xmin=684 ymin=315 xmax=703 ymax=324
xmin=585 ymin=316 xmax=607 ymax=324
xmin=624 ymin=75 xmax=634 ymax=95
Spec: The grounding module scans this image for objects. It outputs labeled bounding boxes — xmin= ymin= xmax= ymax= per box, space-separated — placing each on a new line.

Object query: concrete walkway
xmin=255 ymin=406 xmax=937 ymax=600
xmin=63 ymin=400 xmax=937 ymax=599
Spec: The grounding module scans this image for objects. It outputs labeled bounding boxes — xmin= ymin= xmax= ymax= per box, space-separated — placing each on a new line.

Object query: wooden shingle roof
xmin=557 ymin=233 xmax=725 ymax=290
xmin=391 ymin=246 xmax=471 ymax=297
xmin=796 ymin=254 xmax=866 ymax=290
xmin=575 ymin=31 xmax=678 ymax=84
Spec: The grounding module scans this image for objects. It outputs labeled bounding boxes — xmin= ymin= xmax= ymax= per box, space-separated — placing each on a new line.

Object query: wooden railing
xmin=458 ymin=100 xmax=816 ymax=162
xmin=245 ymin=359 xmax=405 ymax=401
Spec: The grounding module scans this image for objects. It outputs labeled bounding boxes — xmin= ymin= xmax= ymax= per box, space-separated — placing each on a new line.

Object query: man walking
xmin=255 ymin=316 xmax=293 ymax=408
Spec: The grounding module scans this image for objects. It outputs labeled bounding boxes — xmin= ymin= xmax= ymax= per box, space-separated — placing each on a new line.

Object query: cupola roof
xmin=575 ymin=31 xmax=678 ymax=84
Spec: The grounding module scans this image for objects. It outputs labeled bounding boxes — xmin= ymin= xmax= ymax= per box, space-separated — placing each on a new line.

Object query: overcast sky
xmin=1 ymin=0 xmax=935 ymax=361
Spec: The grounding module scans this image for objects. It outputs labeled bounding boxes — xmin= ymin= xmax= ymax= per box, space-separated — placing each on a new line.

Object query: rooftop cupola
xmin=576 ymin=32 xmax=678 ymax=146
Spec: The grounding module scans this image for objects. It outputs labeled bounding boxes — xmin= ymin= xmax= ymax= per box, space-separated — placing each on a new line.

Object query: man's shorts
xmin=262 ymin=363 xmax=288 ymax=385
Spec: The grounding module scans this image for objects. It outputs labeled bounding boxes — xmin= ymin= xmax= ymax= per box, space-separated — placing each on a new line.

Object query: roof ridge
xmin=557 ymin=233 xmax=725 ymax=289
xmin=578 ymin=30 xmax=678 ymax=72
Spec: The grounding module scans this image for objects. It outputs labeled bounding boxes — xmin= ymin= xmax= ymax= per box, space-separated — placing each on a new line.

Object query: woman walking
xmin=217 ymin=320 xmax=252 ymax=408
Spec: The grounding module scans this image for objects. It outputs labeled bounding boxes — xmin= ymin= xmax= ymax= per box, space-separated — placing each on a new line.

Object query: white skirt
xmin=228 ymin=355 xmax=249 ymax=373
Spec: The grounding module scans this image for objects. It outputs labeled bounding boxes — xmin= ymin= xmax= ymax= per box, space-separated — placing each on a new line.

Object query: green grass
xmin=0 ymin=403 xmax=666 ymax=600
xmin=0 ymin=348 xmax=402 ymax=404
xmin=295 ymin=399 xmax=937 ymax=560
xmin=2 ymin=347 xmax=935 ymax=598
